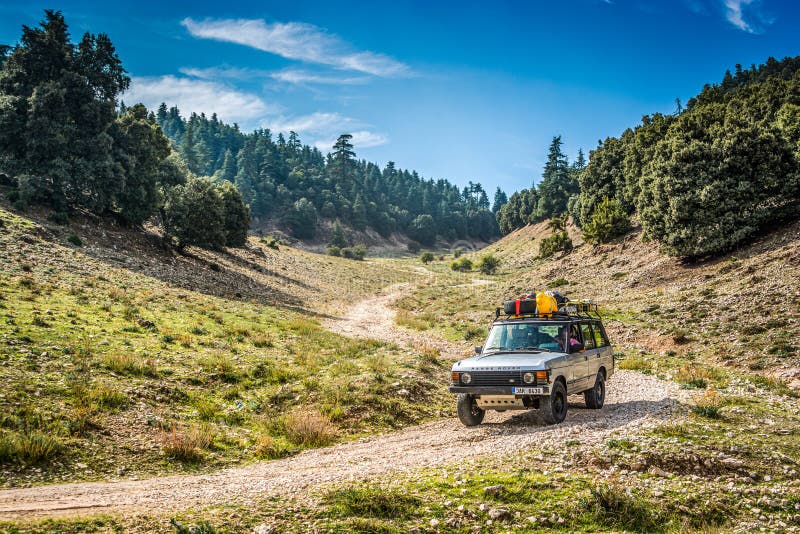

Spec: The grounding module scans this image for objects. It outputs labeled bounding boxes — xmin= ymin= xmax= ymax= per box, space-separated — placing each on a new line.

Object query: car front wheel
xmin=456 ymin=394 xmax=485 ymax=426
xmin=540 ymin=381 xmax=567 ymax=424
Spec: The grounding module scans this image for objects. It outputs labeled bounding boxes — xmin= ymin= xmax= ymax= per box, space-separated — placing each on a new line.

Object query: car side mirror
xmin=474 ymin=346 xmax=482 ymax=354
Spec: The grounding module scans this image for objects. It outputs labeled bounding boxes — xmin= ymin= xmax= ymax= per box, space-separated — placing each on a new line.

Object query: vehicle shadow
xmin=478 ymin=397 xmax=679 ymax=434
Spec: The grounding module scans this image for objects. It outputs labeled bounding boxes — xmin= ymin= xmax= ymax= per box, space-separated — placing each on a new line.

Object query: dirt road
xmin=0 ymin=289 xmax=684 ymax=520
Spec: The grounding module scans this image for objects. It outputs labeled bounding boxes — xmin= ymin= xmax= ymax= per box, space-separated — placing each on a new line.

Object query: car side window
xmin=579 ymin=323 xmax=595 ymax=349
xmin=592 ymin=322 xmax=609 ymax=347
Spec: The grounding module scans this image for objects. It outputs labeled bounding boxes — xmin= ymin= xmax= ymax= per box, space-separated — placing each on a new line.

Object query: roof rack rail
xmin=494 ymin=300 xmax=601 ymax=321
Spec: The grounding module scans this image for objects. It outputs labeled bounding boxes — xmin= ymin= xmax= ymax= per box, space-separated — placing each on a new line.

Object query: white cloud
xmin=723 ymin=0 xmax=772 ymax=33
xmin=181 ymin=17 xmax=410 ymax=77
xmin=124 ymin=75 xmax=279 ymax=123
xmin=271 ymin=68 xmax=367 ymax=85
xmin=265 ymin=112 xmax=359 ymax=136
xmin=314 ymin=130 xmax=388 ymax=151
xmin=178 ymin=65 xmax=270 ymax=81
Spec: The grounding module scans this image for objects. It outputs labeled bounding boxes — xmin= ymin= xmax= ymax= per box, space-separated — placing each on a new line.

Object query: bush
xmin=162 ymin=177 xmax=226 ymax=249
xmin=419 ymin=251 xmax=435 ymax=264
xmin=407 ymin=241 xmax=421 ymax=254
xmin=329 ymin=222 xmax=348 ymax=248
xmin=341 ymin=244 xmax=366 ymax=260
xmin=48 ymin=211 xmax=69 ymax=225
xmin=450 ymin=257 xmax=473 ymax=272
xmin=283 ymin=410 xmax=337 ymax=447
xmin=582 ymin=197 xmax=632 ymax=244
xmin=161 ymin=424 xmax=215 ymax=462
xmin=67 ymin=234 xmax=83 ymax=247
xmin=261 ymin=235 xmax=280 ymax=249
xmin=477 ymin=254 xmax=500 ymax=274
xmin=327 ymin=245 xmax=341 ymax=257
xmin=254 ymin=435 xmax=294 ymax=460
xmin=538 ymin=230 xmax=572 ymax=258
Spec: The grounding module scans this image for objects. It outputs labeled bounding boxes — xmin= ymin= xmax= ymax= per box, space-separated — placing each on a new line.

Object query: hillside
xmin=0 ymin=196 xmax=460 ymax=490
xmin=398 ymin=218 xmax=800 ymax=386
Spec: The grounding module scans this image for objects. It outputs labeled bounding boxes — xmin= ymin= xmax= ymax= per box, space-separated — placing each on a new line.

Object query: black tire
xmin=540 ymin=380 xmax=567 ymax=424
xmin=456 ymin=394 xmax=485 ymax=426
xmin=584 ymin=371 xmax=606 ymax=409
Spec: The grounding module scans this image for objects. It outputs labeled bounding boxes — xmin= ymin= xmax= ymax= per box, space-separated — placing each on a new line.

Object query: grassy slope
xmin=0 ymin=201 xmax=452 ymax=488
xmin=399 ymin=218 xmax=800 ymax=383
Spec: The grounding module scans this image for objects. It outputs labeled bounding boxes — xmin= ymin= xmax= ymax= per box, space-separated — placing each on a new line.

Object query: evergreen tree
xmin=491 ymin=187 xmax=508 ymax=214
xmin=217 ymin=181 xmax=250 ymax=247
xmin=535 ymin=136 xmax=576 ymax=220
xmin=329 ymin=222 xmax=348 ymax=248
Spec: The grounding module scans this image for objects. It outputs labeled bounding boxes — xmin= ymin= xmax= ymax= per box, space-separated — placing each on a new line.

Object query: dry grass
xmin=396 ymin=309 xmax=430 ymax=331
xmin=283 ymin=410 xmax=337 ymax=447
xmin=251 ymin=332 xmax=273 ymax=348
xmin=253 ymin=435 xmax=293 ymax=460
xmin=161 ymin=424 xmax=215 ymax=462
xmin=101 ymin=353 xmax=158 ymax=377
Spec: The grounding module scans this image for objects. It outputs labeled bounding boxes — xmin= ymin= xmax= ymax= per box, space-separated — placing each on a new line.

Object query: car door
xmin=592 ymin=321 xmax=613 ymax=376
xmin=585 ymin=322 xmax=604 ymax=380
xmin=577 ymin=323 xmax=597 ymax=391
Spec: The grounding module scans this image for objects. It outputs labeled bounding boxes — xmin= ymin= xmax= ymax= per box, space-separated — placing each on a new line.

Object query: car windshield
xmin=483 ymin=322 xmax=568 ymax=353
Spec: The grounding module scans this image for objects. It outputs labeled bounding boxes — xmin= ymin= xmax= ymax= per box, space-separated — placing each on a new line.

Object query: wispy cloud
xmin=264 ymin=112 xmax=387 ymax=150
xmin=181 ymin=17 xmax=410 ymax=77
xmin=271 ymin=68 xmax=368 ymax=86
xmin=124 ymin=75 xmax=279 ymax=123
xmin=178 ymin=65 xmax=270 ymax=81
xmin=314 ymin=131 xmax=389 ymax=151
xmin=723 ymin=0 xmax=773 ymax=33
xmin=265 ymin=112 xmax=358 ymax=135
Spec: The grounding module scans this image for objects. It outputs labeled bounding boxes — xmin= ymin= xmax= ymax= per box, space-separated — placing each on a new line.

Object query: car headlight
xmin=461 ymin=372 xmax=472 ymax=385
xmin=523 ymin=372 xmax=535 ymax=384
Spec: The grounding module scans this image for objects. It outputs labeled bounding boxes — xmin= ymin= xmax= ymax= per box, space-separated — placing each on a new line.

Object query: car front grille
xmin=469 ymin=371 xmax=529 ymax=386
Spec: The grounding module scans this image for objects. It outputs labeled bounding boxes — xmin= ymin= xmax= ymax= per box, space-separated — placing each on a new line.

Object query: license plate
xmin=513 ymin=387 xmax=544 ymax=395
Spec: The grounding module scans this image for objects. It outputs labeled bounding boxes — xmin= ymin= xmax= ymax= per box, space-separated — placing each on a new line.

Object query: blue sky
xmin=1 ymin=1 xmax=799 ymax=196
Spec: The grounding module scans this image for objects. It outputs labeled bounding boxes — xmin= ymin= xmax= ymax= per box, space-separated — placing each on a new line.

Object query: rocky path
xmin=0 ymin=288 xmax=685 ymax=520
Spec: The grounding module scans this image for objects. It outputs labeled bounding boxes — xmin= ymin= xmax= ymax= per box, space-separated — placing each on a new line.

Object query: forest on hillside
xmin=153 ymin=108 xmax=502 ymax=243
xmin=0 ymin=11 xmax=502 ymax=249
xmin=500 ymin=56 xmax=800 ymax=258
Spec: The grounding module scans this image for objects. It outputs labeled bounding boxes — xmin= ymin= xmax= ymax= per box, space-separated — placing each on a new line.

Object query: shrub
xmin=327 ymin=245 xmax=341 ymax=257
xmin=450 ymin=257 xmax=473 ymax=272
xmin=67 ymin=234 xmax=83 ymax=247
xmin=251 ymin=333 xmax=273 ymax=348
xmin=162 ymin=177 xmax=226 ymax=249
xmin=692 ymin=388 xmax=723 ymax=419
xmin=549 ymin=277 xmax=569 ymax=287
xmin=407 ymin=241 xmax=421 ymax=254
xmin=283 ymin=410 xmax=337 ymax=447
xmin=477 ymin=253 xmax=500 ymax=274
xmin=419 ymin=251 xmax=435 ymax=264
xmin=48 ymin=211 xmax=69 ymax=225
xmin=453 ymin=247 xmax=464 ymax=258
xmin=254 ymin=435 xmax=294 ymax=460
xmin=261 ymin=235 xmax=280 ymax=249
xmin=538 ymin=230 xmax=572 ymax=258
xmin=579 ymin=483 xmax=662 ymax=531
xmin=582 ymin=197 xmax=632 ymax=244
xmin=161 ymin=424 xmax=215 ymax=462
xmin=323 ymin=486 xmax=422 ymax=519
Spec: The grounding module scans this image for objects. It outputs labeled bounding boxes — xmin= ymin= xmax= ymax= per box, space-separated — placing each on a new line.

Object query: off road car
xmin=449 ymin=297 xmax=614 ymax=426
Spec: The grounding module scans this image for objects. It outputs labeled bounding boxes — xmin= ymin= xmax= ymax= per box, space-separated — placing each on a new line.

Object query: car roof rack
xmin=494 ymin=300 xmax=601 ymax=321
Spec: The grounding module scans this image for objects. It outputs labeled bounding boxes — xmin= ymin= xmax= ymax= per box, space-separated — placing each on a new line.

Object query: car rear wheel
xmin=457 ymin=394 xmax=485 ymax=426
xmin=540 ymin=381 xmax=567 ymax=424
xmin=584 ymin=371 xmax=606 ymax=409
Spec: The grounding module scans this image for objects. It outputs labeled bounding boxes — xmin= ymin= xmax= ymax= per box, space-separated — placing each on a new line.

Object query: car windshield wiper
xmin=513 ymin=346 xmax=545 ymax=352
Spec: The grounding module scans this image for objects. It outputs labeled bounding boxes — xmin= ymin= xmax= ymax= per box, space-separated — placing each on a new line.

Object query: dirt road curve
xmin=0 ymin=290 xmax=684 ymax=520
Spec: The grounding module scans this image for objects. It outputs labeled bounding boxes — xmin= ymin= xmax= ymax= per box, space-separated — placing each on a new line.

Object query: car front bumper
xmin=449 ymin=385 xmax=550 ymax=395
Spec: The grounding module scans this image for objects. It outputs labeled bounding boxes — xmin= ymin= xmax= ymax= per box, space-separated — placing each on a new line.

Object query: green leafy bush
xmin=477 ymin=253 xmax=500 ymax=274
xmin=582 ymin=197 xmax=631 ymax=244
xmin=450 ymin=257 xmax=473 ymax=272
xmin=538 ymin=230 xmax=572 ymax=258
xmin=419 ymin=251 xmax=435 ymax=264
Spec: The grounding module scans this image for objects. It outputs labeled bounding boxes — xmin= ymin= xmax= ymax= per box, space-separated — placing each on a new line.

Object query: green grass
xmin=0 ymin=205 xmax=449 ymax=486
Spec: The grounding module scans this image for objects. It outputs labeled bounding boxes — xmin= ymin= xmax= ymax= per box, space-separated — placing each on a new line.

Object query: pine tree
xmin=491 ymin=187 xmax=508 ymax=213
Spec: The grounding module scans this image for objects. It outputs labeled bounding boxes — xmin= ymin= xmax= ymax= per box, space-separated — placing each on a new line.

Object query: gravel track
xmin=0 ymin=289 xmax=684 ymax=520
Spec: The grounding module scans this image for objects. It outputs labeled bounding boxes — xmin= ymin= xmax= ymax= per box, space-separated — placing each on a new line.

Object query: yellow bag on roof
xmin=536 ymin=291 xmax=558 ymax=317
